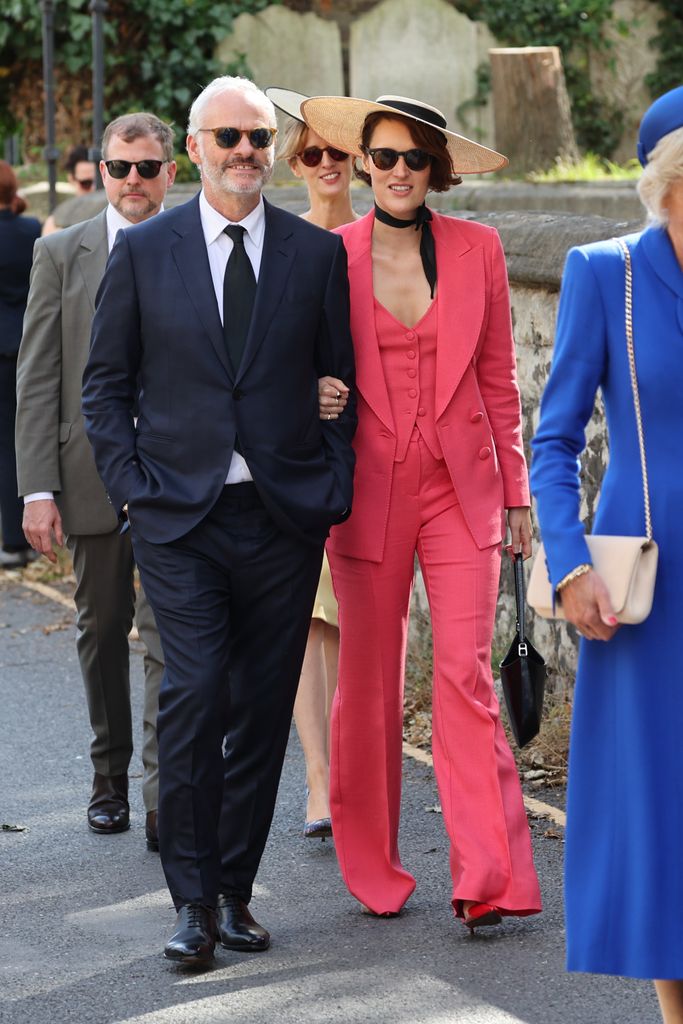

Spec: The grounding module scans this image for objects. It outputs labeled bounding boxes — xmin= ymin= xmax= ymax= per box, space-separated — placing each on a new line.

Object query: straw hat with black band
xmin=301 ymin=94 xmax=508 ymax=175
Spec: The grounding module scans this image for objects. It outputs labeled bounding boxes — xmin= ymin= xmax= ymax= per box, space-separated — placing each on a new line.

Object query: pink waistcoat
xmin=374 ymin=298 xmax=443 ymax=463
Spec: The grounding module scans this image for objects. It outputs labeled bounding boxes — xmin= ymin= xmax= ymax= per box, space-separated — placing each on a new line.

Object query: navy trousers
xmin=132 ymin=483 xmax=323 ymax=909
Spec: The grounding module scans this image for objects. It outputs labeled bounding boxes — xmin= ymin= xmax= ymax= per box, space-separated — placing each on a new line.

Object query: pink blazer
xmin=328 ymin=209 xmax=530 ymax=562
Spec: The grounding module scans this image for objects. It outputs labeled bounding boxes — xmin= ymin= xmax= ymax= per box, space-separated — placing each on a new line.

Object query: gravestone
xmin=216 ymin=6 xmax=343 ymax=100
xmin=216 ymin=6 xmax=344 ymax=181
xmin=350 ymin=0 xmax=498 ymax=153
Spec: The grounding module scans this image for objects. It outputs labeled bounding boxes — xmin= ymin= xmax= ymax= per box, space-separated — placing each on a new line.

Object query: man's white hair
xmin=637 ymin=125 xmax=683 ymax=226
xmin=187 ymin=76 xmax=276 ymax=134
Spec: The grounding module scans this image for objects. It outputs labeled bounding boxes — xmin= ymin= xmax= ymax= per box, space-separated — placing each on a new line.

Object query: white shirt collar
xmin=106 ymin=202 xmax=165 ymax=252
xmin=198 ymin=190 xmax=266 ymax=250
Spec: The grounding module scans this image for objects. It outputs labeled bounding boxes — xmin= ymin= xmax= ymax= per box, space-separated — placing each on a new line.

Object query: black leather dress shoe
xmin=164 ymin=904 xmax=216 ymax=966
xmin=217 ymin=894 xmax=270 ymax=951
xmin=145 ymin=810 xmax=159 ymax=852
xmin=87 ymin=772 xmax=129 ymax=834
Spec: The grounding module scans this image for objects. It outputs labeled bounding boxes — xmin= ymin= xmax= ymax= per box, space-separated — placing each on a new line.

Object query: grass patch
xmin=526 ymin=152 xmax=641 ymax=183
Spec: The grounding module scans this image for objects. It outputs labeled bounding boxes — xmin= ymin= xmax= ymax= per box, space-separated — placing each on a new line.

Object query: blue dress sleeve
xmin=530 ymin=245 xmax=609 ymax=586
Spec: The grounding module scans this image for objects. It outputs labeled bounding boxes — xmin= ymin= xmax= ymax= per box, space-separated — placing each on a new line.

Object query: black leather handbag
xmin=500 ymin=554 xmax=546 ymax=748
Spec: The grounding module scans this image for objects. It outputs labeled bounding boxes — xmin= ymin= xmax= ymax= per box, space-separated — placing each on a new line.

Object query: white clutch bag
xmin=528 ymin=239 xmax=658 ymax=626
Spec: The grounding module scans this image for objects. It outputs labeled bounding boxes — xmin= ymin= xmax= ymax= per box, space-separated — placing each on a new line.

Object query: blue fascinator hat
xmin=637 ymin=84 xmax=683 ymax=166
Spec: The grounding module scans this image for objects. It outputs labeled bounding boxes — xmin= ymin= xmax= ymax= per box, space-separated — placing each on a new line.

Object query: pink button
xmin=406 ymin=330 xmax=416 ymax=341
xmin=406 ymin=368 xmax=417 ymax=378
xmin=478 ymin=446 xmax=491 ymax=460
xmin=417 ymin=407 xmax=426 ymax=417
xmin=408 ymin=388 xmax=417 ymax=398
xmin=470 ymin=411 xmax=484 ymax=423
xmin=407 ymin=350 xmax=416 ymax=359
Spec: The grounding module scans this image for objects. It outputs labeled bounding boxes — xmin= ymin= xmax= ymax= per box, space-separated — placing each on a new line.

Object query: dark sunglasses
xmin=365 ymin=147 xmax=432 ymax=172
xmin=297 ymin=146 xmax=349 ymax=167
xmin=104 ymin=160 xmax=165 ymax=180
xmin=75 ymin=178 xmax=95 ymax=189
xmin=196 ymin=127 xmax=277 ymax=150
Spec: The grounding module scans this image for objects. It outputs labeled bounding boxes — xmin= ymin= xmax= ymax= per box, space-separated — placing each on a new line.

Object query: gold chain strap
xmin=616 ymin=238 xmax=653 ymax=541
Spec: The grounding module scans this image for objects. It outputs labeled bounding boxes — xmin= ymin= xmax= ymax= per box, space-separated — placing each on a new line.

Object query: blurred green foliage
xmin=0 ymin=1 xmax=272 ymax=152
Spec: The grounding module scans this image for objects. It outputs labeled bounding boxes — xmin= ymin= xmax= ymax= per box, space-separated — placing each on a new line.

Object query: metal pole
xmin=40 ymin=0 xmax=59 ymax=213
xmin=89 ymin=0 xmax=108 ymax=189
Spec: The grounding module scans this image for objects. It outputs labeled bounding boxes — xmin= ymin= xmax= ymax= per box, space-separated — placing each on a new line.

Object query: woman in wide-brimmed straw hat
xmin=264 ymin=87 xmax=359 ymax=843
xmin=305 ymin=93 xmax=541 ymax=930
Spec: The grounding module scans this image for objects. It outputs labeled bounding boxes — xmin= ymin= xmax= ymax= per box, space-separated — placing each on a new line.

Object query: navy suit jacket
xmin=82 ymin=195 xmax=356 ymax=545
xmin=0 ymin=209 xmax=41 ymax=356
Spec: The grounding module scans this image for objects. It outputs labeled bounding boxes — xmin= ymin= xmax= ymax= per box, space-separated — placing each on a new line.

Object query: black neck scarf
xmin=373 ymin=202 xmax=437 ymax=298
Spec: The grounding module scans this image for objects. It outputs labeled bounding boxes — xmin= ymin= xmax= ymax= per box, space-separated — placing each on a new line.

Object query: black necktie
xmin=223 ymin=224 xmax=256 ymax=373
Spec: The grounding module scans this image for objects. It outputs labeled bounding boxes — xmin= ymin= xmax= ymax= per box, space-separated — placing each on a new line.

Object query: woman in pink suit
xmin=304 ymin=94 xmax=541 ymax=928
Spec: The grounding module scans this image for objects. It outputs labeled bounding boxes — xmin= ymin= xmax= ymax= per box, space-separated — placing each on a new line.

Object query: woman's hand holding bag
xmin=557 ymin=569 xmax=619 ymax=642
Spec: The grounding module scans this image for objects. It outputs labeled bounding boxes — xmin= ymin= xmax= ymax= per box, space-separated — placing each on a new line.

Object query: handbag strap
xmin=513 ymin=552 xmax=527 ymax=647
xmin=616 ymin=238 xmax=653 ymax=541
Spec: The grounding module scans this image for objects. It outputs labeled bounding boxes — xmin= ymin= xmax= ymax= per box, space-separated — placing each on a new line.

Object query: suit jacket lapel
xmin=235 ymin=200 xmax=295 ymax=382
xmin=433 ymin=215 xmax=486 ymax=420
xmin=78 ymin=211 xmax=109 ymax=311
xmin=345 ymin=212 xmax=394 ymax=434
xmin=170 ymin=195 xmax=233 ymax=381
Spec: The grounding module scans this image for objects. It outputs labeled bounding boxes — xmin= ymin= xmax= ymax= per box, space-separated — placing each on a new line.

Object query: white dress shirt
xmin=198 ymin=190 xmax=266 ymax=484
xmin=25 ymin=203 xmax=163 ymax=506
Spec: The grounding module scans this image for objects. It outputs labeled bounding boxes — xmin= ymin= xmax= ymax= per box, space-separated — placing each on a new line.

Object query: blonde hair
xmin=637 ymin=126 xmax=683 ymax=225
xmin=277 ymin=119 xmax=309 ymax=163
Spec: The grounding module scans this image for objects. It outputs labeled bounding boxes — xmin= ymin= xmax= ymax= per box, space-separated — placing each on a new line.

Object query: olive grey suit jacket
xmin=16 ymin=209 xmax=118 ymax=535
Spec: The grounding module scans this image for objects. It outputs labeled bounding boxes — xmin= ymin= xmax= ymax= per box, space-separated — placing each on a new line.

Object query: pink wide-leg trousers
xmin=328 ymin=434 xmax=542 ymax=916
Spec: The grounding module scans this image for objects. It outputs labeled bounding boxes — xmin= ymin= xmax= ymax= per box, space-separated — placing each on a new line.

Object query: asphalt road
xmin=0 ymin=575 xmax=661 ymax=1024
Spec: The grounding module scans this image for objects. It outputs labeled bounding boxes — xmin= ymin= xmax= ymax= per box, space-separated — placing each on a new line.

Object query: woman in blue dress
xmin=531 ymin=85 xmax=683 ymax=1021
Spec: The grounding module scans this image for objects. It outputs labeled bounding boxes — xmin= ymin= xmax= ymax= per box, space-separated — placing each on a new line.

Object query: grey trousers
xmin=67 ymin=528 xmax=164 ymax=811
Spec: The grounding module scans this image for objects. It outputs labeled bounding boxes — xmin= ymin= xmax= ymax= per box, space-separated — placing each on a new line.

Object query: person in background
xmin=305 ymin=93 xmax=541 ymax=928
xmin=0 ymin=161 xmax=40 ymax=569
xmin=531 ymin=85 xmax=683 ymax=1021
xmin=16 ymin=113 xmax=174 ymax=850
xmin=267 ymin=87 xmax=357 ymax=838
xmin=42 ymin=144 xmax=96 ymax=236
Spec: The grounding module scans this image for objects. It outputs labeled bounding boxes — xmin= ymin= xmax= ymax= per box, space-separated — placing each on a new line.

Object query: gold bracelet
xmin=555 ymin=563 xmax=592 ymax=594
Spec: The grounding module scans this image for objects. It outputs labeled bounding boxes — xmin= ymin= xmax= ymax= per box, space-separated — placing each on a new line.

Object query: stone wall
xmin=458 ymin=211 xmax=641 ymax=687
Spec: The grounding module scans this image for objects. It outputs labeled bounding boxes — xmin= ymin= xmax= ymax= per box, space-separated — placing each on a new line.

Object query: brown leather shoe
xmin=87 ymin=772 xmax=129 ymax=834
xmin=145 ymin=810 xmax=159 ymax=852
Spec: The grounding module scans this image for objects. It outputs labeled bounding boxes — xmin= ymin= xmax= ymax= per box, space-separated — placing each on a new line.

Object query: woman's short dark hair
xmin=355 ymin=112 xmax=461 ymax=193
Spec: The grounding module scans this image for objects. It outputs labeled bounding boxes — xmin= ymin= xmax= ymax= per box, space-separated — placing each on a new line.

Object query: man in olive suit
xmin=15 ymin=113 xmax=176 ymax=848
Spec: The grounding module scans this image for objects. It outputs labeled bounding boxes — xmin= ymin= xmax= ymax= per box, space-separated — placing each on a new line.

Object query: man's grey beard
xmin=201 ymin=157 xmax=273 ymax=196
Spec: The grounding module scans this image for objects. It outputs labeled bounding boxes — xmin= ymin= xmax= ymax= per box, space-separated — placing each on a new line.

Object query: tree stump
xmin=488 ymin=46 xmax=579 ymax=173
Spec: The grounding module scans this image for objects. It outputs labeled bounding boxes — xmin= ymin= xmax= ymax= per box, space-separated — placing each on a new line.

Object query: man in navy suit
xmin=82 ymin=77 xmax=356 ymax=965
